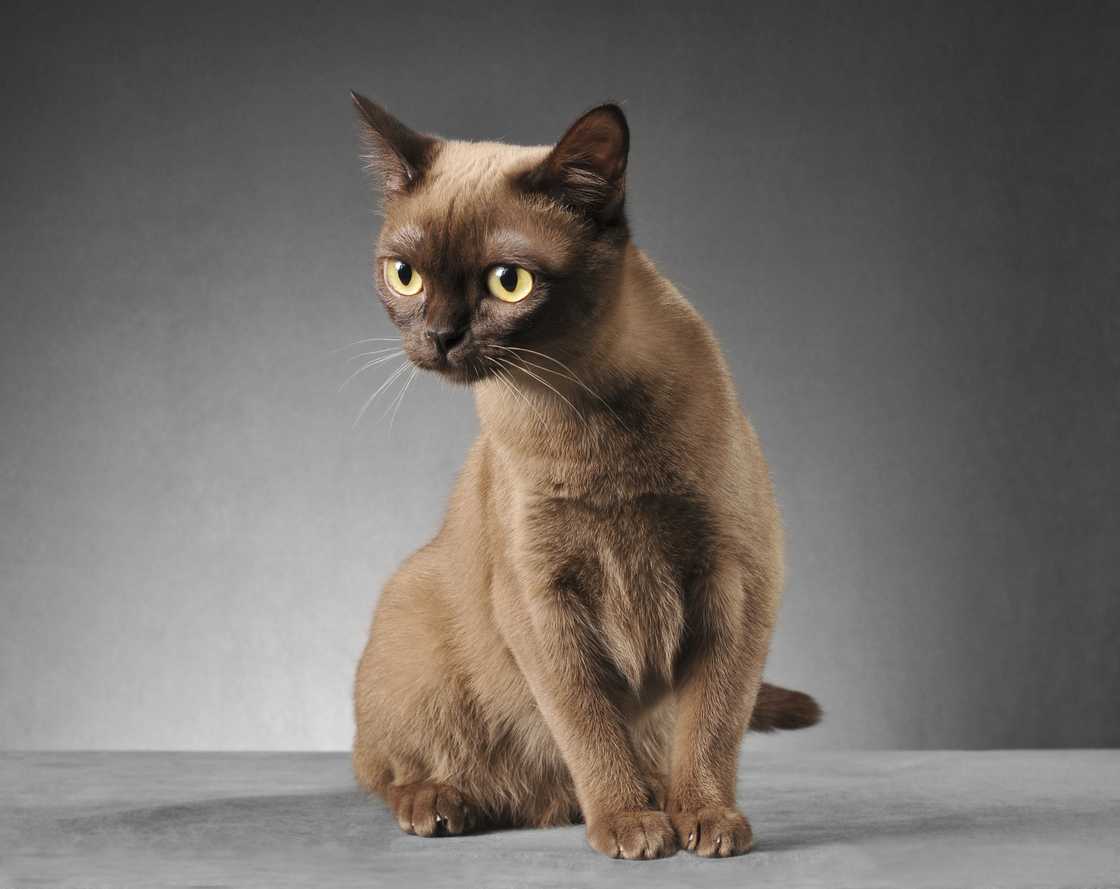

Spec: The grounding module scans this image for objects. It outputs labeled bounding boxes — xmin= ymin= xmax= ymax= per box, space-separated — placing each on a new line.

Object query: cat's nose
xmin=426 ymin=326 xmax=469 ymax=359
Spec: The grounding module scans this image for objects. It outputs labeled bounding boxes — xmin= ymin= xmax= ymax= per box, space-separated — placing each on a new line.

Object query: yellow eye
xmin=486 ymin=265 xmax=533 ymax=303
xmin=384 ymin=259 xmax=423 ymax=296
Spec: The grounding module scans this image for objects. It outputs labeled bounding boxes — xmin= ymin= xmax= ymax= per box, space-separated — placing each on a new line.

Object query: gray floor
xmin=2 ymin=751 xmax=1118 ymax=889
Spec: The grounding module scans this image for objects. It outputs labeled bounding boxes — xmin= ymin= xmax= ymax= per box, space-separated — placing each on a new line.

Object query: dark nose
xmin=426 ymin=326 xmax=468 ymax=359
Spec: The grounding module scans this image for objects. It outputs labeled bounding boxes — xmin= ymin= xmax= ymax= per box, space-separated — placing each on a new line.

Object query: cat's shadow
xmin=49 ymin=790 xmax=1070 ymax=858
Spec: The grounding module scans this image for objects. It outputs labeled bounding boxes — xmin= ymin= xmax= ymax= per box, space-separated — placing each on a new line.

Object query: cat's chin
xmin=411 ymin=356 xmax=490 ymax=387
xmin=439 ymin=366 xmax=487 ymax=387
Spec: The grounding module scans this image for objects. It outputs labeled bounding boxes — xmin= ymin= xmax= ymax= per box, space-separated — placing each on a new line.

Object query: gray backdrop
xmin=2 ymin=2 xmax=1118 ymax=751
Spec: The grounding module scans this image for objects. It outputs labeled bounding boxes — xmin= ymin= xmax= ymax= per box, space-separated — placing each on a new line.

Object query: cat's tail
xmin=749 ymin=682 xmax=822 ymax=732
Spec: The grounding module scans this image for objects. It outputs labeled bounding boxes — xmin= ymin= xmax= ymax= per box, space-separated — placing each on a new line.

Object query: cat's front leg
xmin=498 ymin=574 xmax=678 ymax=860
xmin=666 ymin=562 xmax=773 ymax=857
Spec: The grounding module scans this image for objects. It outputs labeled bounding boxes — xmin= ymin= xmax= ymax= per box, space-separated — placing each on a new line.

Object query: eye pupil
xmin=395 ymin=262 xmax=412 ymax=286
xmin=486 ymin=264 xmax=532 ymax=302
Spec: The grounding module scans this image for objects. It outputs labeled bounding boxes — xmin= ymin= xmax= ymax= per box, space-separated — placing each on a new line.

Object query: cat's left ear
xmin=518 ymin=103 xmax=629 ymax=224
xmin=350 ymin=92 xmax=439 ymax=196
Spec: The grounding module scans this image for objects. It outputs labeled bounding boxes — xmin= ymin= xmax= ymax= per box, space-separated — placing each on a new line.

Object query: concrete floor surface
xmin=2 ymin=750 xmax=1118 ymax=888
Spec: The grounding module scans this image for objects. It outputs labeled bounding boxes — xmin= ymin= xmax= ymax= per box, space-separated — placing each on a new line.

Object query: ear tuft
xmin=519 ymin=103 xmax=630 ymax=223
xmin=351 ymin=92 xmax=438 ymax=195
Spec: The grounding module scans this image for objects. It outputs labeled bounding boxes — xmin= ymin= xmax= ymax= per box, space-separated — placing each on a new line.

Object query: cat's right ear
xmin=350 ymin=92 xmax=439 ymax=196
xmin=518 ymin=103 xmax=630 ymax=224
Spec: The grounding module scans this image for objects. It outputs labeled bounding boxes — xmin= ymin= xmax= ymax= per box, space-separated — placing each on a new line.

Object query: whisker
xmin=498 ymin=352 xmax=582 ymax=388
xmin=485 ymin=357 xmax=546 ymax=426
xmin=385 ymin=366 xmax=418 ymax=435
xmin=492 ymin=355 xmax=586 ymax=428
xmin=347 ymin=347 xmax=404 ymax=362
xmin=353 ymin=360 xmax=410 ymax=428
xmin=338 ymin=350 xmax=405 ymax=392
xmin=378 ymin=363 xmax=411 ymax=420
xmin=493 ymin=344 xmax=587 ymax=382
xmin=495 ymin=344 xmax=629 ymax=432
xmin=330 ymin=337 xmax=401 ymax=354
xmin=506 ymin=353 xmax=617 ymax=426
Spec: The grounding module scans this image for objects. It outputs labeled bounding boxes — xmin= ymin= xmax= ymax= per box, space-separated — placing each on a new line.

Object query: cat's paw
xmin=670 ymin=806 xmax=753 ymax=857
xmin=586 ymin=809 xmax=679 ymax=859
xmin=387 ymin=782 xmax=478 ymax=837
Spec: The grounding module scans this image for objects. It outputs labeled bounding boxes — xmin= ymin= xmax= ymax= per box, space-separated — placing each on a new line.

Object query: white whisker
xmin=495 ymin=344 xmax=629 ymax=432
xmin=385 ymin=366 xmax=418 ymax=435
xmin=485 ymin=357 xmax=546 ymax=426
xmin=338 ymin=350 xmax=405 ymax=392
xmin=347 ymin=347 xmax=405 ymax=362
xmin=492 ymin=355 xmax=586 ymax=428
xmin=330 ymin=337 xmax=401 ymax=354
xmin=353 ymin=360 xmax=410 ymax=428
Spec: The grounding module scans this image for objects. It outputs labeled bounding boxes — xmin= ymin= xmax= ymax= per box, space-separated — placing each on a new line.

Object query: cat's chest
xmin=514 ymin=490 xmax=716 ymax=687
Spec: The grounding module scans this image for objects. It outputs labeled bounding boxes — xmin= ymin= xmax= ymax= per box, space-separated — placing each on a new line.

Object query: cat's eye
xmin=486 ymin=265 xmax=533 ymax=303
xmin=384 ymin=259 xmax=423 ymax=296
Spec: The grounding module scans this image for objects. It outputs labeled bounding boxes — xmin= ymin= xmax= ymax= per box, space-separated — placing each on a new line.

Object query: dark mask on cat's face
xmin=353 ymin=94 xmax=631 ymax=385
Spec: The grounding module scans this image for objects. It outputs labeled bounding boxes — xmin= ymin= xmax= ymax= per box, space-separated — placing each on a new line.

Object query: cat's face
xmin=353 ymin=95 xmax=630 ymax=384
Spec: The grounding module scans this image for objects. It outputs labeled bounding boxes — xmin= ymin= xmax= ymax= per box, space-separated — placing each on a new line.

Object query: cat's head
xmin=353 ymin=93 xmax=630 ymax=384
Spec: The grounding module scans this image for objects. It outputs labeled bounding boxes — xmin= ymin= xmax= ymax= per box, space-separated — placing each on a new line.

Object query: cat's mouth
xmin=409 ymin=346 xmax=492 ymax=386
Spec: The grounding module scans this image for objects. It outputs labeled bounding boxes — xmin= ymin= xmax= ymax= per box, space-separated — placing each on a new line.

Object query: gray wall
xmin=2 ymin=2 xmax=1118 ymax=751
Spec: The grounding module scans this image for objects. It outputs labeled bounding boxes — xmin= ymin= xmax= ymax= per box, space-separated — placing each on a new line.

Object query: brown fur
xmin=349 ymin=94 xmax=820 ymax=860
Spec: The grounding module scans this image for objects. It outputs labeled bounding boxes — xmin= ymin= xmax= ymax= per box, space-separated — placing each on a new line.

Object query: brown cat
xmin=349 ymin=93 xmax=820 ymax=860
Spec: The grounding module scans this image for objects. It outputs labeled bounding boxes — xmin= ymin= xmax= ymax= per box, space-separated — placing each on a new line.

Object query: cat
xmin=349 ymin=93 xmax=820 ymax=860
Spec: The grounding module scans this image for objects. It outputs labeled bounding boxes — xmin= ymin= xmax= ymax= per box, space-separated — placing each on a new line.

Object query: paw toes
xmin=410 ymin=785 xmax=439 ymax=836
xmin=588 ymin=810 xmax=678 ymax=860
xmin=672 ymin=812 xmax=700 ymax=851
xmin=683 ymin=807 xmax=752 ymax=857
xmin=392 ymin=789 xmax=416 ymax=834
xmin=388 ymin=783 xmax=477 ymax=838
xmin=435 ymin=787 xmax=467 ymax=834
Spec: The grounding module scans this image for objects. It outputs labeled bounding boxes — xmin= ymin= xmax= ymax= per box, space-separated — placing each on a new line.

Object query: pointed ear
xmin=518 ymin=104 xmax=629 ymax=223
xmin=350 ymin=92 xmax=439 ymax=195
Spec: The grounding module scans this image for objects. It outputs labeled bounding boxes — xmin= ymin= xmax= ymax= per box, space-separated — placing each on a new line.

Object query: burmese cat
xmin=349 ymin=93 xmax=820 ymax=860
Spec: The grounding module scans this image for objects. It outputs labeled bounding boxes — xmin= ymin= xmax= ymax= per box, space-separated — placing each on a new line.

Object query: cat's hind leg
xmin=352 ymin=550 xmax=493 ymax=832
xmin=353 ymin=547 xmax=580 ymax=834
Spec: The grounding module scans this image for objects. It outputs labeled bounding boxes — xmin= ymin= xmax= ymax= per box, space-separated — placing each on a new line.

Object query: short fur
xmin=349 ymin=94 xmax=820 ymax=860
